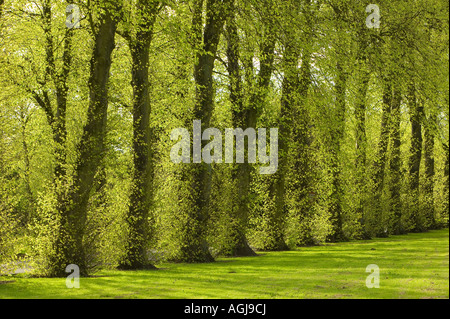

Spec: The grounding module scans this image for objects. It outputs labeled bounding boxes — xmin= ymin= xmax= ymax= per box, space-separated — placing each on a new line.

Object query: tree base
xmin=259 ymin=239 xmax=289 ymax=252
xmin=223 ymin=239 xmax=258 ymax=257
xmin=169 ymin=243 xmax=215 ymax=263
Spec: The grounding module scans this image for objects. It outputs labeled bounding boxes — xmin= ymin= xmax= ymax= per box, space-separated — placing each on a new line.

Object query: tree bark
xmin=353 ymin=24 xmax=370 ymax=238
xmin=224 ymin=0 xmax=256 ymax=257
xmin=326 ymin=3 xmax=349 ymax=242
xmin=32 ymin=0 xmax=74 ymax=180
xmin=285 ymin=0 xmax=314 ymax=247
xmin=423 ymin=112 xmax=437 ymax=229
xmin=371 ymin=73 xmax=392 ymax=237
xmin=389 ymin=86 xmax=404 ymax=235
xmin=119 ymin=0 xmax=160 ymax=270
xmin=327 ymin=60 xmax=347 ymax=242
xmin=53 ymin=25 xmax=74 ymax=180
xmin=49 ymin=8 xmax=117 ymax=277
xmin=408 ymin=82 xmax=424 ymax=232
xmin=18 ymin=109 xmax=35 ymax=225
xmin=266 ymin=40 xmax=298 ymax=251
xmin=175 ymin=0 xmax=226 ymax=263
xmin=249 ymin=0 xmax=284 ymax=251
xmin=354 ymin=64 xmax=370 ymax=238
xmin=257 ymin=0 xmax=312 ymax=250
xmin=443 ymin=143 xmax=449 ymax=227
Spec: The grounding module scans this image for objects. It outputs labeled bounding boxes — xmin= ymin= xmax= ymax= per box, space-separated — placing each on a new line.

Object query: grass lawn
xmin=0 ymin=229 xmax=448 ymax=299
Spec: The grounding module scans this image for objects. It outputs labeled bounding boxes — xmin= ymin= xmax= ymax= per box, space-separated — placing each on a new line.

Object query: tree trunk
xmin=48 ymin=9 xmax=117 ymax=277
xmin=443 ymin=143 xmax=449 ymax=227
xmin=53 ymin=25 xmax=74 ymax=180
xmin=325 ymin=3 xmax=350 ymax=242
xmin=119 ymin=0 xmax=159 ymax=270
xmin=35 ymin=0 xmax=74 ymax=180
xmin=423 ymin=112 xmax=437 ymax=229
xmin=250 ymin=1 xmax=284 ymax=251
xmin=18 ymin=110 xmax=35 ymax=225
xmin=224 ymin=1 xmax=256 ymax=257
xmin=353 ymin=25 xmax=370 ymax=239
xmin=265 ymin=40 xmax=298 ymax=252
xmin=354 ymin=64 xmax=370 ymax=238
xmin=292 ymin=0 xmax=314 ymax=247
xmin=371 ymin=74 xmax=392 ymax=237
xmin=327 ymin=60 xmax=347 ymax=242
xmin=408 ymin=82 xmax=424 ymax=232
xmin=389 ymin=86 xmax=404 ymax=235
xmin=175 ymin=0 xmax=225 ymax=263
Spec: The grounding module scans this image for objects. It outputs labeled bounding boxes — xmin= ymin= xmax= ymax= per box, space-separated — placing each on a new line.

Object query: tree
xmin=223 ymin=0 xmax=256 ymax=256
xmin=325 ymin=0 xmax=352 ymax=242
xmin=118 ymin=0 xmax=162 ymax=270
xmin=0 ymin=0 xmax=74 ymax=183
xmin=172 ymin=0 xmax=227 ymax=263
xmin=267 ymin=30 xmax=298 ymax=251
xmin=275 ymin=0 xmax=316 ymax=248
xmin=243 ymin=0 xmax=280 ymax=251
xmin=353 ymin=28 xmax=371 ymax=238
xmin=33 ymin=0 xmax=74 ymax=181
xmin=407 ymin=81 xmax=424 ymax=232
xmin=370 ymin=70 xmax=393 ymax=237
xmin=443 ymin=142 xmax=449 ymax=225
xmin=48 ymin=1 xmax=120 ymax=277
xmin=423 ymin=111 xmax=437 ymax=229
xmin=389 ymin=85 xmax=403 ymax=235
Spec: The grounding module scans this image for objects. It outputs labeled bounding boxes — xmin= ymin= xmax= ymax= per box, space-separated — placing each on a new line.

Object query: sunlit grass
xmin=0 ymin=229 xmax=448 ymax=299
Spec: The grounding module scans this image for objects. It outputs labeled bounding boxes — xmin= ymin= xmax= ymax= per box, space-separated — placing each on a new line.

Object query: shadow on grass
xmin=0 ymin=229 xmax=448 ymax=299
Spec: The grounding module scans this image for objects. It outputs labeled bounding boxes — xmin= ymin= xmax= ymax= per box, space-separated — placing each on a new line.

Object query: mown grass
xmin=0 ymin=229 xmax=448 ymax=299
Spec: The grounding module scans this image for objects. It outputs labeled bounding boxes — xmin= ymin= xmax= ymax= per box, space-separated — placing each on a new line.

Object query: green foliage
xmin=0 ymin=0 xmax=448 ymax=277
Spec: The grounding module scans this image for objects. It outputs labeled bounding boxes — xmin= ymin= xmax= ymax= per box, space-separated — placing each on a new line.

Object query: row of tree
xmin=0 ymin=0 xmax=448 ymax=277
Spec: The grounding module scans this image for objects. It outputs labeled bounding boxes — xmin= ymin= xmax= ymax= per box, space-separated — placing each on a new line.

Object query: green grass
xmin=1 ymin=229 xmax=448 ymax=299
